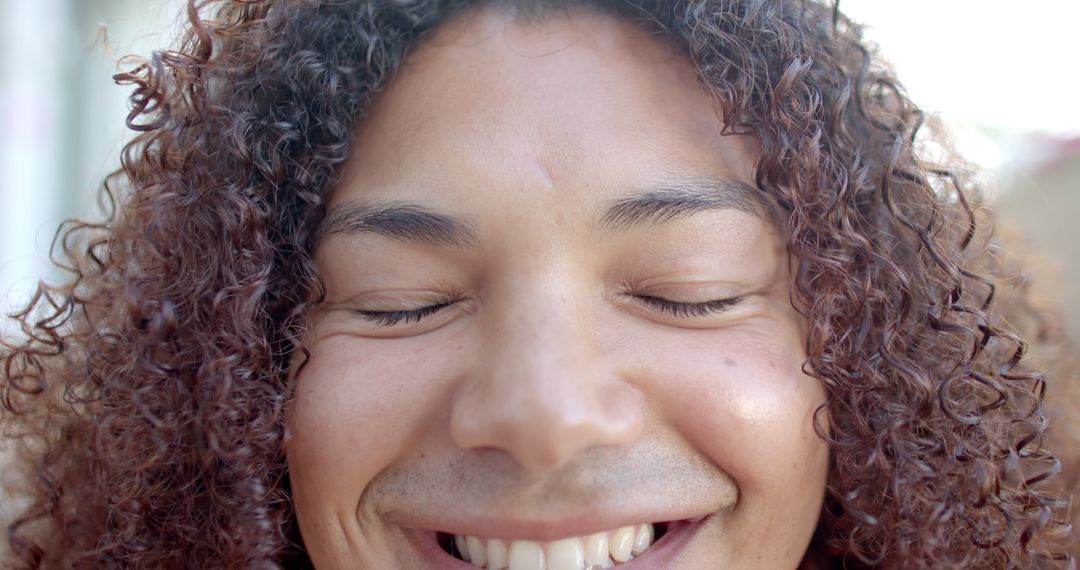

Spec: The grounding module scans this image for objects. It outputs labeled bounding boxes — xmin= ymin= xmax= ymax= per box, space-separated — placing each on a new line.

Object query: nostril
xmin=448 ymin=370 xmax=646 ymax=478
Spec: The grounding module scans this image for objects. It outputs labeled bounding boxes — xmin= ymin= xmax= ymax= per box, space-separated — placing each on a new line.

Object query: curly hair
xmin=1 ymin=0 xmax=1076 ymax=567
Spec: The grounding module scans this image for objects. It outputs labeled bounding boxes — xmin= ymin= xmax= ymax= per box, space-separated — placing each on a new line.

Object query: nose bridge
xmin=449 ymin=280 xmax=642 ymax=472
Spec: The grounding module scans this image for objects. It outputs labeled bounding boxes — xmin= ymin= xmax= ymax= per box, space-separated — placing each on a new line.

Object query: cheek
xmin=676 ymin=372 xmax=825 ymax=485
xmin=673 ymin=344 xmax=827 ymax=490
xmin=286 ymin=335 xmax=457 ymax=508
xmin=627 ymin=321 xmax=829 ymax=532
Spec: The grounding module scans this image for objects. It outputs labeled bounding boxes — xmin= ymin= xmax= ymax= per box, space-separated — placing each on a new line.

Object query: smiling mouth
xmin=437 ymin=521 xmax=672 ymax=569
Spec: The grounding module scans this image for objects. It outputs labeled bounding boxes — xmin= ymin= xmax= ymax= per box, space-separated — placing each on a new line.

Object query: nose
xmin=449 ymin=288 xmax=643 ymax=472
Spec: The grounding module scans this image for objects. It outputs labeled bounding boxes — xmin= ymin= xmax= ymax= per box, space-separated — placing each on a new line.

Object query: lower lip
xmin=402 ymin=517 xmax=707 ymax=569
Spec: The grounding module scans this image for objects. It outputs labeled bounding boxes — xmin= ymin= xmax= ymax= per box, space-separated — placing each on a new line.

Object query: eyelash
xmin=354 ymin=295 xmax=743 ymax=327
xmin=355 ymin=302 xmax=455 ymax=327
xmin=635 ymin=294 xmax=745 ymax=318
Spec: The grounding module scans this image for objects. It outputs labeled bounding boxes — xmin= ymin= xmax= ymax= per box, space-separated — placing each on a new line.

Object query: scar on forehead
xmin=529 ymin=157 xmax=555 ymax=189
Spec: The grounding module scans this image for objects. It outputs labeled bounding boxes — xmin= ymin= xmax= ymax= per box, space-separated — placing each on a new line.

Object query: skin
xmin=286 ymin=6 xmax=830 ymax=569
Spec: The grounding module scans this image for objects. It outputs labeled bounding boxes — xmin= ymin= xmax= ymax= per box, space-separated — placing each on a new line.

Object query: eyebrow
xmin=597 ymin=177 xmax=771 ymax=234
xmin=320 ymin=177 xmax=772 ymax=248
xmin=320 ymin=201 xmax=479 ymax=248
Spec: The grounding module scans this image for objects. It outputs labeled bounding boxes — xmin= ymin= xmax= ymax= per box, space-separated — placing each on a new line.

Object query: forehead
xmin=337 ymin=5 xmax=763 ymax=208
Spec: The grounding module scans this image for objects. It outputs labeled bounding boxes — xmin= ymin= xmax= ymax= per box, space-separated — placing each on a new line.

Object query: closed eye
xmin=353 ymin=294 xmax=744 ymax=327
xmin=635 ymin=294 xmax=745 ymax=318
xmin=354 ymin=302 xmax=455 ymax=327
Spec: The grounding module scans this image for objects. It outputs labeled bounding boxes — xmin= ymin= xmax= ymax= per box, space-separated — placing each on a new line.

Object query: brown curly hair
xmin=1 ymin=0 xmax=1076 ymax=567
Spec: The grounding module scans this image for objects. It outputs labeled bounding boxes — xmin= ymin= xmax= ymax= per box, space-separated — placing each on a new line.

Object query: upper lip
xmin=384 ymin=508 xmax=711 ymax=542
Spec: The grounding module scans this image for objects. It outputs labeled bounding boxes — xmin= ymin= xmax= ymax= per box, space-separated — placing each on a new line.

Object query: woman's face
xmin=287 ymin=7 xmax=828 ymax=570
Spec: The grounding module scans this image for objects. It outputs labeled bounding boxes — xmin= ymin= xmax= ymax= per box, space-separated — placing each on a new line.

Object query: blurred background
xmin=1 ymin=0 xmax=1078 ymax=340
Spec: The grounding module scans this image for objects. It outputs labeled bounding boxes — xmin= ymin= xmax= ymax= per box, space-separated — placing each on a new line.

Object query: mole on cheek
xmin=722 ymin=357 xmax=737 ymax=367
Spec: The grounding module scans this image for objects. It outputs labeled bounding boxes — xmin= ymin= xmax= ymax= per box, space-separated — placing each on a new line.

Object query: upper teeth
xmin=452 ymin=523 xmax=655 ymax=569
